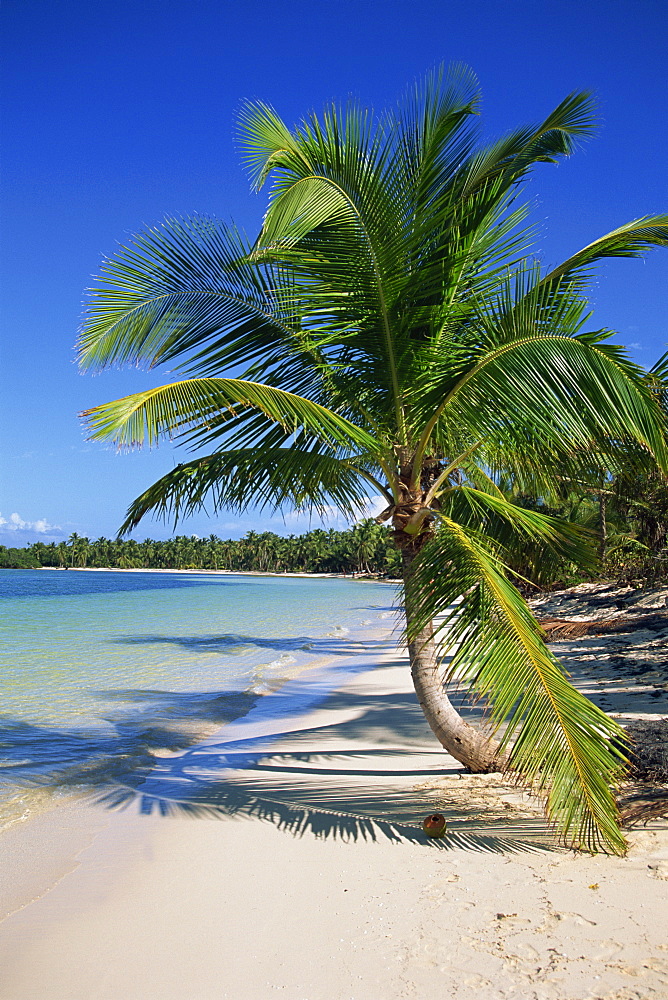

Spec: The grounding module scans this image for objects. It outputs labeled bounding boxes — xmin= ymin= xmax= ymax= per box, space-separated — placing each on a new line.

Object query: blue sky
xmin=1 ymin=0 xmax=667 ymax=545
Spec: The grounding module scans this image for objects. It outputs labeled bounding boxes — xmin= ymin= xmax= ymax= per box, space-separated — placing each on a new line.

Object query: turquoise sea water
xmin=0 ymin=569 xmax=397 ymax=829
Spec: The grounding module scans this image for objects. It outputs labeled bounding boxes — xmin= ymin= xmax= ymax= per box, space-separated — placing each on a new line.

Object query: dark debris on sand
xmin=529 ymin=583 xmax=668 ymax=827
xmin=619 ymin=719 xmax=668 ymax=827
xmin=625 ymin=718 xmax=668 ymax=782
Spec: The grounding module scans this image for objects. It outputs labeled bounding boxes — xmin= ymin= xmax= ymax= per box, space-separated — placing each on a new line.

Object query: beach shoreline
xmin=35 ymin=565 xmax=402 ymax=582
xmin=1 ymin=584 xmax=667 ymax=999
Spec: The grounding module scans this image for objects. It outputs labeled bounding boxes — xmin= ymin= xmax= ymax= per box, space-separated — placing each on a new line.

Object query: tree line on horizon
xmin=0 ymin=519 xmax=402 ymax=576
xmin=4 ymin=470 xmax=668 ymax=583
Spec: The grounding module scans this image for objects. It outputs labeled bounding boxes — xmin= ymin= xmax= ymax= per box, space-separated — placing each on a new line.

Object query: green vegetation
xmin=75 ymin=66 xmax=668 ymax=852
xmin=18 ymin=521 xmax=401 ymax=575
xmin=0 ymin=546 xmax=40 ymax=569
xmin=14 ymin=472 xmax=668 ymax=579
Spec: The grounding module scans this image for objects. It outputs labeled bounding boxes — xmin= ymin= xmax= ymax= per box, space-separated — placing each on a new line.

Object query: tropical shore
xmin=42 ymin=565 xmax=401 ymax=581
xmin=1 ymin=587 xmax=667 ymax=999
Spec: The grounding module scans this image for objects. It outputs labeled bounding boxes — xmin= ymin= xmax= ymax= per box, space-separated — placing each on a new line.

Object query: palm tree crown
xmin=78 ymin=66 xmax=668 ymax=853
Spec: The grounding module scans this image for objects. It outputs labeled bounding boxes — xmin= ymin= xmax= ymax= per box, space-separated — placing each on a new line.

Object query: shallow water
xmin=0 ymin=569 xmax=398 ymax=829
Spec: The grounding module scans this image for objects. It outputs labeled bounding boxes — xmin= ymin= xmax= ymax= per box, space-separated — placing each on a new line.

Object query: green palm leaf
xmin=117 ymin=447 xmax=378 ymax=534
xmin=439 ymin=486 xmax=599 ymax=578
xmin=540 ymin=216 xmax=668 ymax=288
xmin=426 ymin=332 xmax=668 ymax=475
xmin=253 ymin=175 xmax=361 ymax=252
xmin=77 ymin=217 xmax=313 ymax=379
xmin=407 ymin=521 xmax=627 ymax=854
xmin=461 ymin=90 xmax=597 ymax=195
xmin=82 ymin=377 xmax=379 ymax=454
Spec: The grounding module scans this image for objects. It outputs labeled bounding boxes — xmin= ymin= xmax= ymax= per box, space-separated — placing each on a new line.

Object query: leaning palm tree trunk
xmin=402 ymin=548 xmax=504 ymax=772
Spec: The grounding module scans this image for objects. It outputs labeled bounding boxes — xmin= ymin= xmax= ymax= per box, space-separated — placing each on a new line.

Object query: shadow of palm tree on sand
xmin=2 ymin=638 xmax=557 ymax=854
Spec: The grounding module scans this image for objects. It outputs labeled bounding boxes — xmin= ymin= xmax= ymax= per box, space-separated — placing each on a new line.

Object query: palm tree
xmin=67 ymin=532 xmax=91 ymax=568
xmin=77 ymin=66 xmax=668 ymax=852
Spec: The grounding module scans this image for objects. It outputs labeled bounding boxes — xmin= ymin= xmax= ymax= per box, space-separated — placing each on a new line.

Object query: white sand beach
xmin=1 ymin=595 xmax=667 ymax=1000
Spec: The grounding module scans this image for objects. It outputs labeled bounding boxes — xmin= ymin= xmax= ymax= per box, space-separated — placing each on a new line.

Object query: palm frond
xmin=391 ymin=62 xmax=481 ymax=215
xmin=539 ymin=215 xmax=668 ymax=289
xmin=117 ymin=447 xmax=378 ymax=534
xmin=81 ymin=377 xmax=379 ymax=454
xmin=431 ymin=330 xmax=668 ymax=474
xmin=650 ymin=347 xmax=668 ymax=381
xmin=253 ymin=176 xmax=362 ymax=254
xmin=439 ymin=487 xmax=599 ymax=578
xmin=461 ymin=91 xmax=597 ymax=195
xmin=407 ymin=521 xmax=628 ymax=854
xmin=239 ymin=101 xmax=317 ymax=192
xmin=77 ymin=216 xmax=310 ymax=378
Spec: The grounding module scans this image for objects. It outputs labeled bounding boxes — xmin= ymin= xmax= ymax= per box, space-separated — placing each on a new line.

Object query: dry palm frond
xmin=538 ymin=613 xmax=668 ymax=638
xmin=619 ymin=786 xmax=668 ymax=826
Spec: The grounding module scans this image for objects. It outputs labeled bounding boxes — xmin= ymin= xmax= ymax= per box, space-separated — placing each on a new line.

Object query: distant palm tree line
xmin=2 ymin=519 xmax=401 ymax=575
xmin=6 ymin=474 xmax=668 ymax=579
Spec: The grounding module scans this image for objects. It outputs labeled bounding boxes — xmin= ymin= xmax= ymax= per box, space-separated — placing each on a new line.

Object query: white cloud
xmin=0 ymin=511 xmax=61 ymax=535
xmin=283 ymin=495 xmax=386 ymax=523
xmin=358 ymin=495 xmax=388 ymax=518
